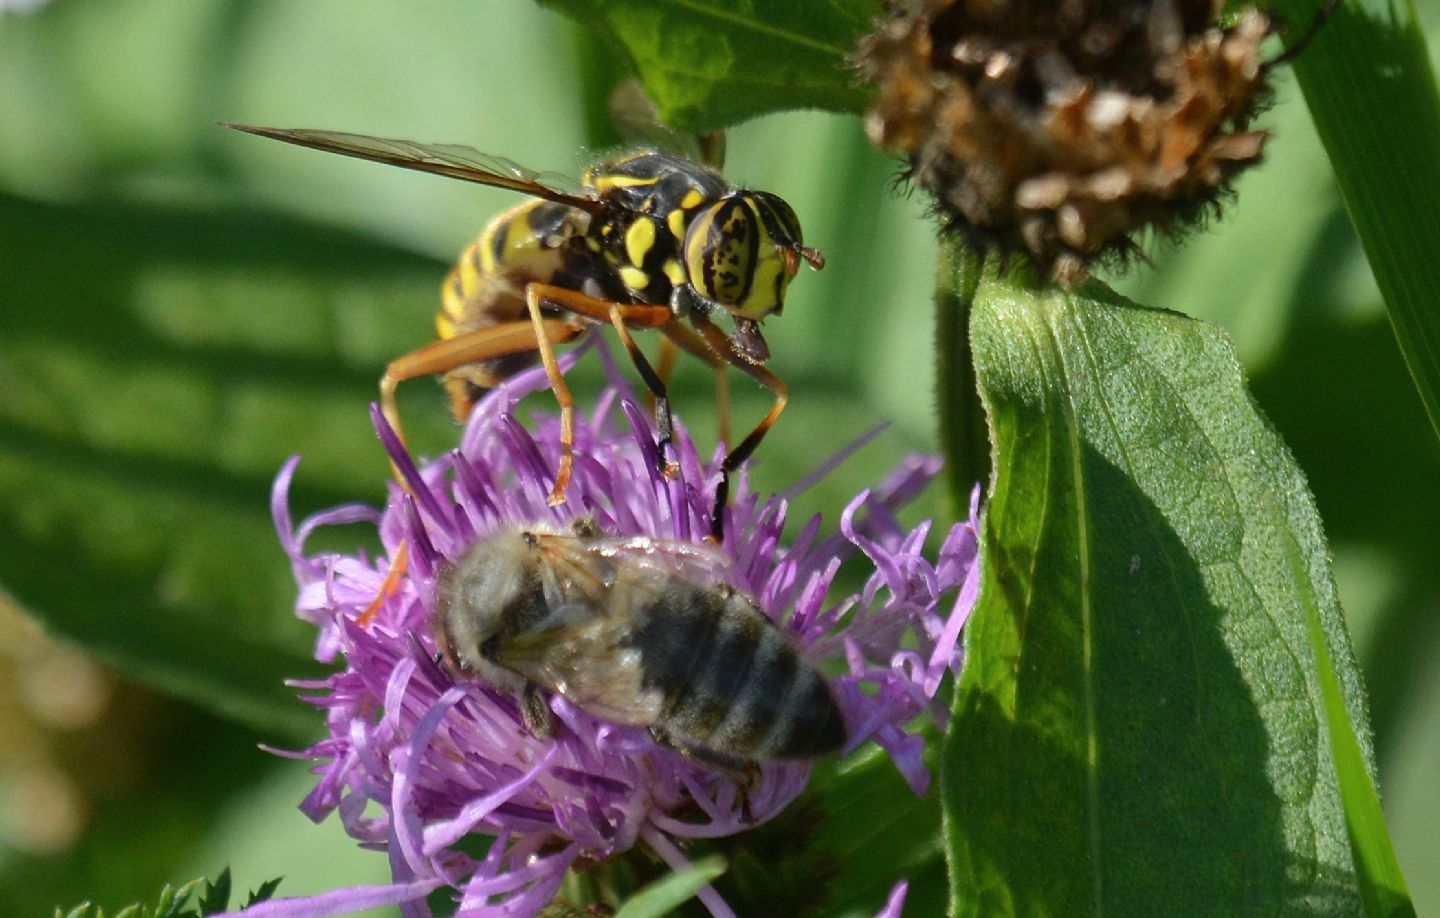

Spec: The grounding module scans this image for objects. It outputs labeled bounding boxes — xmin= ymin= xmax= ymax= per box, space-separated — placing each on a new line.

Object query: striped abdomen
xmin=635 ymin=583 xmax=846 ymax=762
xmin=435 ymin=199 xmax=590 ymax=414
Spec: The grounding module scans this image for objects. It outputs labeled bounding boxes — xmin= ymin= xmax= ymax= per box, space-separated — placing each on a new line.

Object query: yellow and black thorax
xmin=582 ymin=151 xmax=808 ymax=324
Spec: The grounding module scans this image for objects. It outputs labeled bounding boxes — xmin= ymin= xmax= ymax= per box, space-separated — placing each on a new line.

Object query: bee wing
xmin=536 ymin=532 xmax=735 ymax=586
xmin=222 ymin=123 xmax=604 ymax=214
xmin=493 ymin=584 xmax=665 ymax=727
xmin=494 ymin=532 xmax=734 ymax=727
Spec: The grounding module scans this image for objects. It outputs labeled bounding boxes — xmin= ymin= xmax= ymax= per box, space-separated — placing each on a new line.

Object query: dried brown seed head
xmin=858 ymin=0 xmax=1275 ymax=284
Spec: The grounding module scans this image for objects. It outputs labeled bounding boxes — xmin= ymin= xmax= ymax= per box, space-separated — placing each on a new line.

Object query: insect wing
xmin=222 ymin=124 xmax=603 ymax=214
xmin=493 ymin=532 xmax=731 ymax=727
xmin=576 ymin=534 xmax=735 ymax=585
xmin=529 ymin=531 xmax=734 ymax=592
xmin=492 ymin=585 xmax=665 ymax=727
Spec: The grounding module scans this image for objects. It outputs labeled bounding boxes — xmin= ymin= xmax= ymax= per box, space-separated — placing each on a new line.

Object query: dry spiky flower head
xmin=858 ymin=0 xmax=1277 ymax=285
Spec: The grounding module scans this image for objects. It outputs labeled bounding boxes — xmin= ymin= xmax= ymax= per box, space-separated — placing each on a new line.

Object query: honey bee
xmin=432 ymin=518 xmax=847 ymax=766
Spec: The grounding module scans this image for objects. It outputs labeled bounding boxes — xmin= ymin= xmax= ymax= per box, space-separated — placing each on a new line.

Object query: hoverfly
xmin=433 ymin=518 xmax=847 ymax=767
xmin=223 ymin=124 xmax=824 ymax=542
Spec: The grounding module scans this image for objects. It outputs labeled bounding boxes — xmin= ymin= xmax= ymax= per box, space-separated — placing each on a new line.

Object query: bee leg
xmin=656 ymin=336 xmax=679 ymax=390
xmin=521 ymin=683 xmax=557 ymax=738
xmin=649 ymin=726 xmax=752 ymax=772
xmin=687 ymin=316 xmax=789 ymax=543
xmin=380 ymin=319 xmax=585 ymax=485
xmin=650 ymin=730 xmax=760 ymax=820
xmin=735 ymin=763 xmax=761 ymax=825
xmin=607 ymin=303 xmax=677 ymax=477
xmin=649 ymin=330 xmax=731 ymax=446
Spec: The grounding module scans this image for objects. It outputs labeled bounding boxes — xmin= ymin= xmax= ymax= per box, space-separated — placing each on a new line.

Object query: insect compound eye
xmin=683 ymin=191 xmax=806 ymax=321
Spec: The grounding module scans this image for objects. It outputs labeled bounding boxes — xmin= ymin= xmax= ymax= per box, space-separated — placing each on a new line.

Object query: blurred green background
xmin=0 ymin=0 xmax=1436 ymax=914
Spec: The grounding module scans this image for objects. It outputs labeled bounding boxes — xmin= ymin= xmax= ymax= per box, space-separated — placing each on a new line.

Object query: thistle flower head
xmin=259 ymin=343 xmax=980 ymax=917
xmin=859 ymin=0 xmax=1275 ymax=284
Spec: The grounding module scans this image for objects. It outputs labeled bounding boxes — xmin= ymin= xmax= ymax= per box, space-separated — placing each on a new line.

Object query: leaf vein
xmin=642 ymin=0 xmax=852 ymax=57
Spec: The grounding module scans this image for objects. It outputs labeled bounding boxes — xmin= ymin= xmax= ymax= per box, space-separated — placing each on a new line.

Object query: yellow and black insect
xmin=223 ymin=124 xmax=824 ymax=542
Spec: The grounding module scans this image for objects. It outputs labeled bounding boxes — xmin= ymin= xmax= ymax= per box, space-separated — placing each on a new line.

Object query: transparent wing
xmin=222 ymin=123 xmax=602 ymax=213
xmin=535 ymin=532 xmax=734 ymax=589
xmin=609 ymin=77 xmax=727 ymax=168
xmin=494 ymin=532 xmax=734 ymax=726
xmin=496 ymin=595 xmax=665 ymax=727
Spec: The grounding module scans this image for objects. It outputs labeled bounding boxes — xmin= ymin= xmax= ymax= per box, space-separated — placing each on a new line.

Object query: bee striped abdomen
xmin=637 ymin=584 xmax=846 ymax=762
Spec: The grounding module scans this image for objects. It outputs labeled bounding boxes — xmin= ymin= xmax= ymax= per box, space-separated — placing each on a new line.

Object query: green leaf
xmin=612 ymin=855 xmax=726 ymax=918
xmin=1276 ymin=0 xmax=1440 ymax=445
xmin=935 ymin=244 xmax=990 ymax=513
xmin=241 ymin=877 xmax=284 ymax=909
xmin=1288 ymin=535 xmax=1417 ymax=916
xmin=807 ymin=746 xmax=948 ymax=917
xmin=538 ymin=0 xmax=880 ymax=131
xmin=53 ymin=870 xmax=263 ymax=918
xmin=155 ymin=877 xmax=202 ymax=918
xmin=0 ymin=192 xmax=444 ymax=740
xmin=193 ymin=868 xmax=231 ymax=916
xmin=942 ymin=261 xmax=1377 ymax=914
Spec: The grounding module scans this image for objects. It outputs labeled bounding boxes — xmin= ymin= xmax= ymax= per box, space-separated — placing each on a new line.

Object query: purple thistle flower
xmin=250 ymin=342 xmax=980 ymax=918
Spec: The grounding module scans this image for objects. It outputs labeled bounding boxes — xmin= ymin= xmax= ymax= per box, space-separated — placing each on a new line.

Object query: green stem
xmin=934 ymin=241 xmax=990 ymax=510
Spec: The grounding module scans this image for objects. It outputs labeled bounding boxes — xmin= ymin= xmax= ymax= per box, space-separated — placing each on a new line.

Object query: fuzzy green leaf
xmin=538 ymin=0 xmax=880 ymax=130
xmin=942 ymin=264 xmax=1377 ymax=914
xmin=152 ymin=879 xmax=188 ymax=918
xmin=53 ymin=871 xmax=276 ymax=918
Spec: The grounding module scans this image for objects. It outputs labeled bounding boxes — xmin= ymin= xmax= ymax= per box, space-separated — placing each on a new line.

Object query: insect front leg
xmin=607 ymin=304 xmax=678 ymax=478
xmin=660 ymin=322 xmax=732 ymax=453
xmin=524 ymin=285 xmax=583 ymax=505
xmin=685 ymin=315 xmax=789 ymax=543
